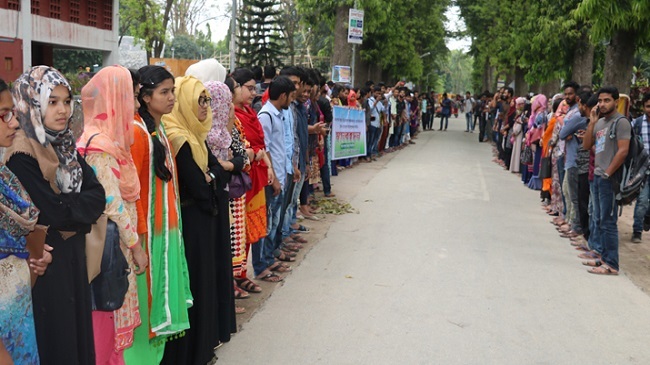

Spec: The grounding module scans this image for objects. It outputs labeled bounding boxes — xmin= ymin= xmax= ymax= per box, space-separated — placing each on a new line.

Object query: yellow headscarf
xmin=162 ymin=76 xmax=213 ymax=172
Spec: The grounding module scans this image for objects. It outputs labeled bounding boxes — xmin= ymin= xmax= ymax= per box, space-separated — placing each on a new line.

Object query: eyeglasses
xmin=198 ymin=96 xmax=212 ymax=107
xmin=0 ymin=108 xmax=14 ymax=123
xmin=243 ymin=84 xmax=256 ymax=93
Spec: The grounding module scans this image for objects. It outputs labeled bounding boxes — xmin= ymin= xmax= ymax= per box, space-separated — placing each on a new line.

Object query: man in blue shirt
xmin=558 ymin=81 xmax=585 ymax=237
xmin=254 ymin=76 xmax=296 ymax=277
xmin=632 ymin=94 xmax=650 ymax=242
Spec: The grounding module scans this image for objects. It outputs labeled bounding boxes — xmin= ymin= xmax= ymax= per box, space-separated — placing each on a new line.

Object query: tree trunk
xmin=571 ymin=31 xmax=594 ymax=86
xmin=514 ymin=66 xmax=527 ymax=96
xmin=540 ymin=79 xmax=561 ymax=98
xmin=602 ymin=30 xmax=637 ymax=95
xmin=331 ymin=4 xmax=352 ymax=71
xmin=481 ymin=58 xmax=491 ymax=92
xmin=504 ymin=71 xmax=515 ymax=89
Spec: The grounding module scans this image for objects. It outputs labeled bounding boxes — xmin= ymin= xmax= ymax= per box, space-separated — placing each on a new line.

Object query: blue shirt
xmin=293 ymin=100 xmax=309 ymax=173
xmin=368 ymin=97 xmax=384 ymax=128
xmin=282 ymin=108 xmax=296 ymax=175
xmin=559 ymin=103 xmax=586 ymax=170
xmin=259 ymin=102 xmax=287 ymax=189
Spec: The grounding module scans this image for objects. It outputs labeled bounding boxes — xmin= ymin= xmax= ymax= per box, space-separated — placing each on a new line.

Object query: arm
xmin=131 ymin=128 xmax=149 ymax=235
xmin=606 ymin=139 xmax=630 ymax=176
xmin=582 ymin=107 xmax=599 ymax=150
xmin=6 ymin=154 xmax=105 ymax=232
xmin=559 ymin=114 xmax=581 ymax=140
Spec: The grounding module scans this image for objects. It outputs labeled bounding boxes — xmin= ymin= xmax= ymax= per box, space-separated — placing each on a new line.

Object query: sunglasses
xmin=0 ymin=108 xmax=14 ymax=123
xmin=198 ymin=96 xmax=212 ymax=107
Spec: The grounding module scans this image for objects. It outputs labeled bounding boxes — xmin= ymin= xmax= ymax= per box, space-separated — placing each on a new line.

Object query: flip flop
xmin=588 ymin=266 xmax=619 ymax=276
xmin=293 ymin=225 xmax=310 ymax=233
xmin=256 ymin=272 xmax=283 ymax=282
xmin=578 ymin=251 xmax=601 ymax=260
xmin=582 ymin=260 xmax=602 ymax=267
xmin=235 ymin=278 xmax=262 ymax=293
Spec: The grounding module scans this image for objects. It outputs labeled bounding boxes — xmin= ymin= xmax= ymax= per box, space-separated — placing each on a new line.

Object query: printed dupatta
xmin=134 ymin=120 xmax=192 ymax=338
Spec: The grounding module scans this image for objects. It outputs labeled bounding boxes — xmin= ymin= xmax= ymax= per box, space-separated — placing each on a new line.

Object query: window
xmin=70 ymin=0 xmax=80 ymax=23
xmin=87 ymin=0 xmax=97 ymax=27
xmin=49 ymin=0 xmax=61 ymax=19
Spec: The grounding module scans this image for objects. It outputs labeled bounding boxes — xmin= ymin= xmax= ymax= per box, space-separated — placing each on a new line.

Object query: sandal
xmin=582 ymin=260 xmax=602 ymax=267
xmin=256 ymin=272 xmax=283 ymax=282
xmin=578 ymin=251 xmax=601 ymax=260
xmin=588 ymin=265 xmax=619 ymax=275
xmin=235 ymin=278 xmax=262 ymax=293
xmin=282 ymin=243 xmax=301 ymax=252
xmin=280 ymin=247 xmax=298 ymax=256
xmin=235 ymin=306 xmax=246 ymax=314
xmin=269 ymin=262 xmax=292 ymax=273
xmin=293 ymin=225 xmax=310 ymax=233
xmin=290 ymin=235 xmax=308 ymax=244
xmin=275 ymin=251 xmax=296 ymax=262
xmin=234 ymin=286 xmax=250 ymax=299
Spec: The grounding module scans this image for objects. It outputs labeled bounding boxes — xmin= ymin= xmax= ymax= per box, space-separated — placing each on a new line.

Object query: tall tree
xmin=238 ymin=0 xmax=286 ymax=67
xmin=574 ymin=0 xmax=650 ymax=94
xmin=119 ymin=0 xmax=175 ymax=58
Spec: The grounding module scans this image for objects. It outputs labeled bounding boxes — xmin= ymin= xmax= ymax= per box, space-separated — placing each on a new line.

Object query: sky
xmin=206 ymin=1 xmax=471 ymax=51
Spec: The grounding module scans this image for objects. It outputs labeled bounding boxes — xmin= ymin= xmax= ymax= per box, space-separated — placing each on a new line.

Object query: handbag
xmin=539 ymin=148 xmax=553 ymax=179
xmin=86 ymin=214 xmax=107 ymax=282
xmin=91 ymin=219 xmax=130 ymax=311
xmin=228 ymin=171 xmax=252 ymax=199
xmin=521 ymin=145 xmax=533 ymax=165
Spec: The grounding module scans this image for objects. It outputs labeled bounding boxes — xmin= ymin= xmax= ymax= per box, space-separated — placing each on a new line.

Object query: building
xmin=0 ymin=0 xmax=119 ymax=82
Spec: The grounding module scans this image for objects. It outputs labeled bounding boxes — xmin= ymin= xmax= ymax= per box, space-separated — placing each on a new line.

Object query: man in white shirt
xmin=366 ymin=86 xmax=385 ymax=160
xmin=463 ymin=91 xmax=475 ymax=132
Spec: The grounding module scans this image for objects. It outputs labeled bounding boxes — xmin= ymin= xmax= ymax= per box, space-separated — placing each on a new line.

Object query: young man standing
xmin=463 ymin=91 xmax=475 ymax=132
xmin=558 ymin=81 xmax=584 ymax=237
xmin=439 ymin=93 xmax=451 ymax=131
xmin=366 ymin=86 xmax=384 ymax=160
xmin=255 ymin=76 xmax=296 ymax=279
xmin=582 ymin=86 xmax=631 ymax=275
xmin=631 ymin=94 xmax=650 ymax=242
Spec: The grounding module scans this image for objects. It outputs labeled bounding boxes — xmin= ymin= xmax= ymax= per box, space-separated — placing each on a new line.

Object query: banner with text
xmin=347 ymin=9 xmax=364 ymax=44
xmin=331 ymin=106 xmax=366 ymax=160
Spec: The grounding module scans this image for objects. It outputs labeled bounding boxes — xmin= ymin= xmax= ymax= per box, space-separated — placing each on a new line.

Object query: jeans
xmin=592 ymin=176 xmax=619 ymax=270
xmin=366 ymin=125 xmax=381 ymax=157
xmin=439 ymin=115 xmax=449 ymax=130
xmin=282 ymin=172 xmax=305 ymax=240
xmin=565 ymin=167 xmax=580 ymax=232
xmin=633 ymin=177 xmax=650 ymax=233
xmin=588 ymin=180 xmax=602 ymax=254
xmin=465 ymin=112 xmax=473 ymax=131
xmin=252 ymin=187 xmax=284 ymax=276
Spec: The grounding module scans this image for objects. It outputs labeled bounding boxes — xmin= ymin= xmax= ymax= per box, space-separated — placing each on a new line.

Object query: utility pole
xmin=350 ymin=0 xmax=358 ymax=87
xmin=229 ymin=0 xmax=237 ymax=72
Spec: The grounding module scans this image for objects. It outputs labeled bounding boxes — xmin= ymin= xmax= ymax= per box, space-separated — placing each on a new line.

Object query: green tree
xmin=119 ymin=0 xmax=175 ymax=58
xmin=574 ymin=0 xmax=650 ymax=93
xmin=238 ymin=0 xmax=286 ymax=67
xmin=53 ymin=49 xmax=103 ymax=74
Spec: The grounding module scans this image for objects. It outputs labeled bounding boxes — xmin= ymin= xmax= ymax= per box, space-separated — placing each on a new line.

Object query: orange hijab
xmin=77 ymin=65 xmax=140 ymax=202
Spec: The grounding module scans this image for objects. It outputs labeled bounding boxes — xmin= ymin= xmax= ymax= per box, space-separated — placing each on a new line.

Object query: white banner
xmin=347 ymin=9 xmax=364 ymax=44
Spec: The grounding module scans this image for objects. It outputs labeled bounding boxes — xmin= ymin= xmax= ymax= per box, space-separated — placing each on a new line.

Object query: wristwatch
xmin=603 ymin=172 xmax=610 ymax=179
xmin=208 ymin=172 xmax=216 ymax=180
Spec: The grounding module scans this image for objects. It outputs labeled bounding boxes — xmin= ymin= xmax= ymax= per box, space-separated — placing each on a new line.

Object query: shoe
xmin=632 ymin=232 xmax=642 ymax=243
xmin=644 ymin=216 xmax=650 ymax=231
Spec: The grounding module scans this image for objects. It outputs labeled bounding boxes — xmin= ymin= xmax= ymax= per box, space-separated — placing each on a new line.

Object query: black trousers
xmin=478 ymin=115 xmax=487 ymax=142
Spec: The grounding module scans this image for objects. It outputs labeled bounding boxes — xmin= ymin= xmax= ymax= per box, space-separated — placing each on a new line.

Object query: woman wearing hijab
xmin=526 ymin=94 xmax=549 ymax=190
xmin=547 ymin=100 xmax=570 ymax=225
xmin=161 ymin=76 xmax=236 ymax=365
xmin=205 ymin=80 xmax=258 ymax=303
xmin=77 ymin=66 xmax=149 ymax=364
xmin=0 ymin=78 xmax=52 ymax=364
xmin=4 ymin=66 xmax=106 ymax=364
xmin=509 ymin=97 xmax=527 ymax=173
xmin=347 ymin=89 xmax=359 ymax=108
xmin=124 ymin=65 xmax=192 ymax=365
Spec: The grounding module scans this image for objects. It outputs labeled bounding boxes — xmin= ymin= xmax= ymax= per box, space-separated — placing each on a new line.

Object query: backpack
xmin=609 ymin=116 xmax=650 ymax=207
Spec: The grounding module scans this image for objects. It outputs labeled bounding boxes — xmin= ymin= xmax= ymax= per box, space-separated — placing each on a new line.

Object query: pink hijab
xmin=77 ymin=65 xmax=140 ymax=202
xmin=528 ymin=94 xmax=548 ymax=128
xmin=205 ymin=81 xmax=233 ymax=160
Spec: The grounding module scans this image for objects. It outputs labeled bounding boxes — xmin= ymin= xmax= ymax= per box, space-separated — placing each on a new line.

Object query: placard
xmin=331 ymin=106 xmax=367 ymax=160
xmin=348 ymin=9 xmax=364 ymax=44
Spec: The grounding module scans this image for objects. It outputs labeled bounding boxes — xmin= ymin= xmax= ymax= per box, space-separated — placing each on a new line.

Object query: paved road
xmin=217 ymin=117 xmax=650 ymax=364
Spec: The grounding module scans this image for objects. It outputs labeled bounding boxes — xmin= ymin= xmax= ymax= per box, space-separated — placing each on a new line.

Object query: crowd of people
xmin=470 ymin=82 xmax=647 ymax=277
xmin=0 ymin=59 xmax=441 ymax=365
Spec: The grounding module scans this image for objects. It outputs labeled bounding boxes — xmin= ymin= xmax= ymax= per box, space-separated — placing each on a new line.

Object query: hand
xmin=267 ymin=167 xmax=275 ymax=185
xmin=29 ymin=244 xmax=53 ymax=276
xmin=246 ymin=148 xmax=255 ymax=162
xmin=205 ymin=172 xmax=212 ymax=183
xmin=293 ymin=166 xmax=301 ymax=182
xmin=272 ymin=179 xmax=281 ymax=196
xmin=131 ymin=242 xmax=148 ymax=275
xmin=255 ymin=149 xmax=265 ymax=161
xmin=314 ymin=122 xmax=326 ymax=134
xmin=219 ymin=159 xmax=234 ymax=172
xmin=575 ymin=129 xmax=586 ymax=138
xmin=590 ymin=106 xmax=599 ymax=123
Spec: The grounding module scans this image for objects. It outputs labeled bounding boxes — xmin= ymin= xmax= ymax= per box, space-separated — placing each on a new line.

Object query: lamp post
xmin=171 ymin=47 xmax=175 ymax=59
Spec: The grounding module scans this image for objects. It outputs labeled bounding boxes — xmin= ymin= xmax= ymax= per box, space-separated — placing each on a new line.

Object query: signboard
xmin=331 ymin=106 xmax=367 ymax=160
xmin=332 ymin=65 xmax=351 ymax=83
xmin=347 ymin=9 xmax=364 ymax=44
